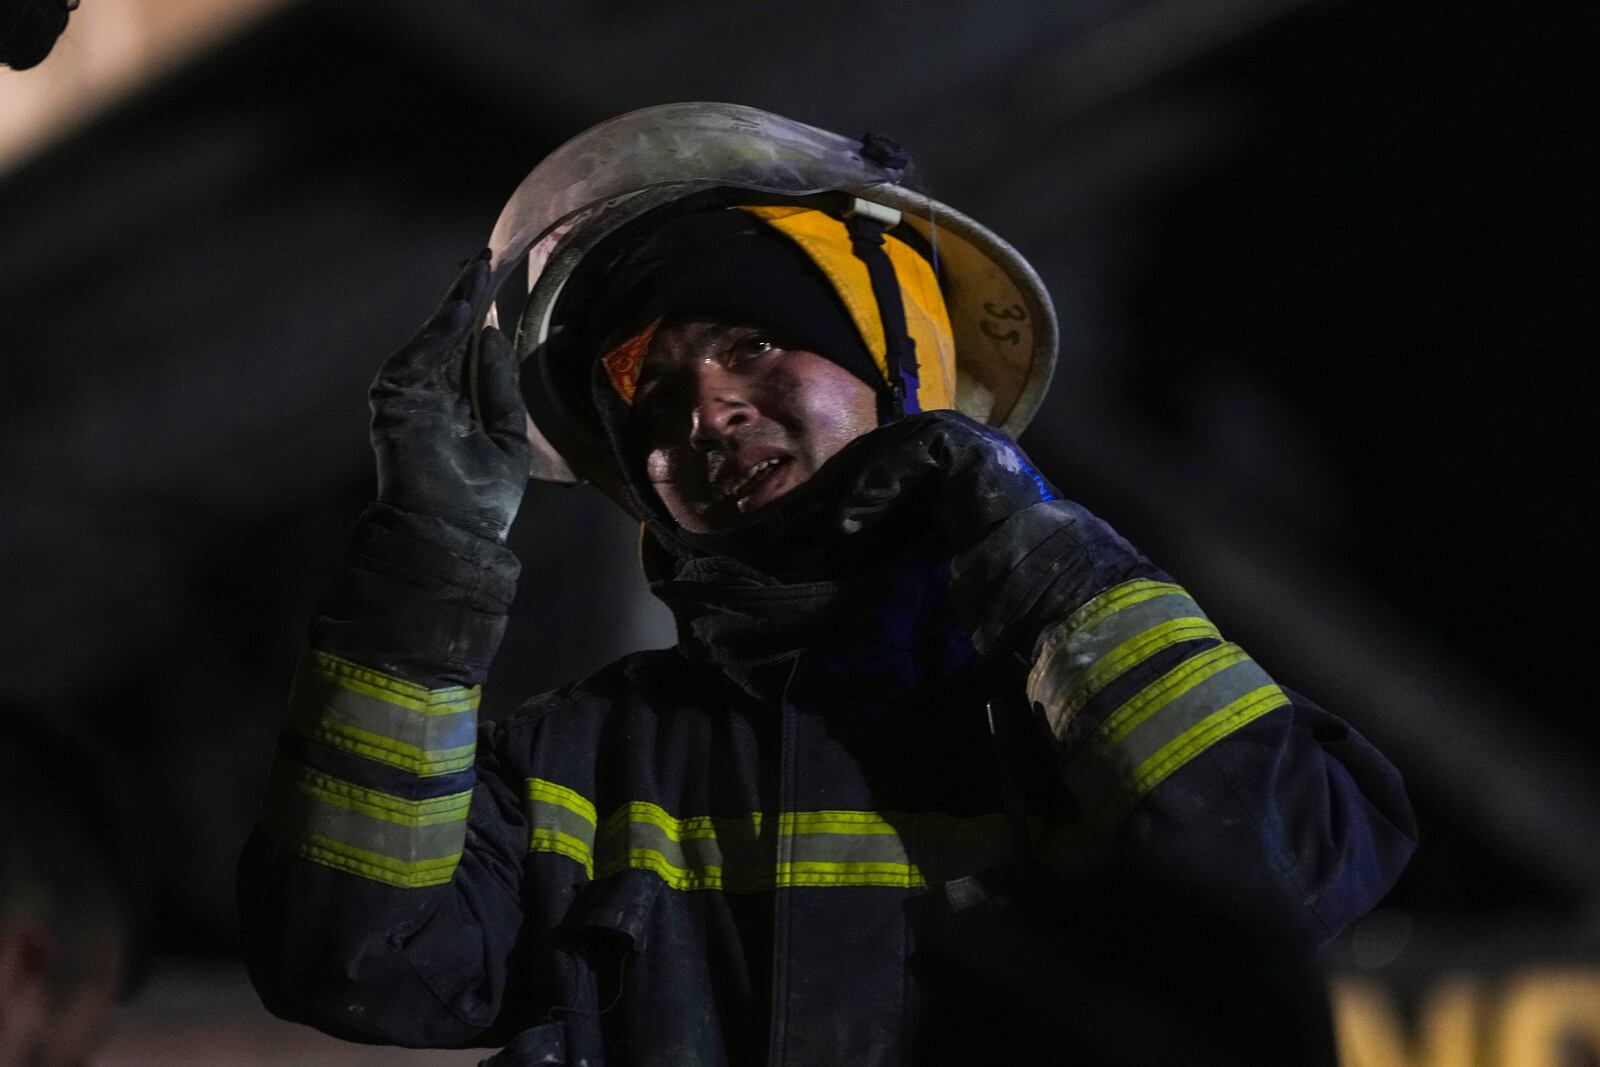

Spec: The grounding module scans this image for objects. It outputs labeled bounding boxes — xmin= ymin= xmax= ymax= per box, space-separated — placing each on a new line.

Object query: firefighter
xmin=238 ymin=104 xmax=1415 ymax=1065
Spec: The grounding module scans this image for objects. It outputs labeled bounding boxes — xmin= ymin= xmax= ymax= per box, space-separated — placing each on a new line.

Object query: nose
xmin=686 ymin=363 xmax=752 ymax=451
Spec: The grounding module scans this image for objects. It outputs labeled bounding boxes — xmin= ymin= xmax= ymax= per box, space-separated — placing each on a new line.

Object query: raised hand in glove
xmin=835 ymin=410 xmax=1153 ymax=669
xmin=369 ymin=250 xmax=530 ymax=543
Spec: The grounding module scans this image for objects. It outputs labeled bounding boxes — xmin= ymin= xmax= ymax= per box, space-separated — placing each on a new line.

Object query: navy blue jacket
xmin=238 ymin=488 xmax=1415 ymax=1065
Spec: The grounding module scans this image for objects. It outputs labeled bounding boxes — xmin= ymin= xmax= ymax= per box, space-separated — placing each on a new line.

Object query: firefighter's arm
xmin=237 ymin=255 xmax=542 ymax=1045
xmin=236 ymin=507 xmax=536 ymax=1046
xmin=842 ymin=411 xmax=1416 ymax=947
xmin=950 ymin=465 xmax=1417 ymax=948
xmin=1020 ymin=572 xmax=1418 ymax=949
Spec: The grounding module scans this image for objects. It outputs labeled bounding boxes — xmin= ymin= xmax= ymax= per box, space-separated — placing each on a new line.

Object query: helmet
xmin=476 ymin=102 xmax=1057 ymax=505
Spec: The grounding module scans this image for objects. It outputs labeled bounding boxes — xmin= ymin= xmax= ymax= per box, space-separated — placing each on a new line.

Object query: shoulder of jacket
xmin=493 ymin=647 xmax=695 ymax=734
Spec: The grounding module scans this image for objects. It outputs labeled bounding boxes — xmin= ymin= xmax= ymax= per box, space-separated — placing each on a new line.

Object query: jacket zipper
xmin=765 ymin=653 xmax=802 ymax=1067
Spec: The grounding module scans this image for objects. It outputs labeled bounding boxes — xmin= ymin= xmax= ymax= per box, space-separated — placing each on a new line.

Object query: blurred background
xmin=1 ymin=0 xmax=1594 ymax=1062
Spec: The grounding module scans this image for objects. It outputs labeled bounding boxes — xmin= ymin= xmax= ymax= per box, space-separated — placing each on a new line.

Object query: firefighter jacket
xmin=238 ymin=425 xmax=1417 ymax=1066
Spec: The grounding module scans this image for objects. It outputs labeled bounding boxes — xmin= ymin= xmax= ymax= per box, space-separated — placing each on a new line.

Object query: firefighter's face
xmin=635 ymin=317 xmax=879 ymax=532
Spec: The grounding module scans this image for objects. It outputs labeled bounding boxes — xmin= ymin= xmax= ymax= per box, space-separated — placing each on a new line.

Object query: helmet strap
xmin=843 ymin=214 xmax=921 ymax=423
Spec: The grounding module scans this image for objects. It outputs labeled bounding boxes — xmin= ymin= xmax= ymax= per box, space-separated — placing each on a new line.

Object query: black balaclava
xmin=552 ymin=204 xmax=994 ymax=692
xmin=557 ymin=206 xmax=914 ymax=578
xmin=582 ymin=208 xmax=886 ymax=404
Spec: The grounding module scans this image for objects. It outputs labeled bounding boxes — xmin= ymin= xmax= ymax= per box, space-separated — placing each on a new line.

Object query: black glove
xmin=369 ymin=251 xmax=531 ymax=544
xmin=839 ymin=410 xmax=1059 ymax=540
xmin=838 ymin=411 xmax=1151 ymax=666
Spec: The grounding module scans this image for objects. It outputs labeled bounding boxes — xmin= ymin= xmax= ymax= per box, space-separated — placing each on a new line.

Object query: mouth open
xmin=722 ymin=456 xmax=792 ymax=514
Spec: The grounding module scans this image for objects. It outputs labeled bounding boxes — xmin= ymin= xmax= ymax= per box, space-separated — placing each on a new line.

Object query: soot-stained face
xmin=634 ymin=317 xmax=880 ymax=533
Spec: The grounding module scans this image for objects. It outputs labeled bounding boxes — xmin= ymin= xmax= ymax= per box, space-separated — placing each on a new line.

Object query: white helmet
xmin=477 ymin=102 xmax=1058 ymax=503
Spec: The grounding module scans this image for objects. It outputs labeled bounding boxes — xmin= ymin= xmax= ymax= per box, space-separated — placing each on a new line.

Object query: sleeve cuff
xmin=309 ymin=503 xmax=522 ymax=687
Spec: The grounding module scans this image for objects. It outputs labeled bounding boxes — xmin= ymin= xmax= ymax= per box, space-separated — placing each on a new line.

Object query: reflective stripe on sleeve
xmin=526 ymin=778 xmax=599 ymax=878
xmin=287 ymin=650 xmax=478 ymax=777
xmin=1064 ymin=641 xmax=1291 ymax=813
xmin=524 ymin=778 xmax=1012 ymax=892
xmin=262 ymin=756 xmax=471 ymax=889
xmin=1027 ymin=579 xmax=1219 ymax=741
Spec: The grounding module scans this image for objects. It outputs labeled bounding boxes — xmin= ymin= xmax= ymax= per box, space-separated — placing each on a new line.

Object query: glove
xmin=838 ymin=411 xmax=1151 ymax=668
xmin=369 ymin=251 xmax=531 ymax=543
xmin=840 ymin=409 xmax=1059 ymax=541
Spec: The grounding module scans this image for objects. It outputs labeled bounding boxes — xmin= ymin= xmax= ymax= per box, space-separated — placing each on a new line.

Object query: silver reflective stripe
xmin=1028 ymin=580 xmax=1217 ymax=741
xmin=288 ymin=650 xmax=478 ymax=776
xmin=263 ymin=757 xmax=470 ymax=889
xmin=1065 ymin=642 xmax=1290 ymax=812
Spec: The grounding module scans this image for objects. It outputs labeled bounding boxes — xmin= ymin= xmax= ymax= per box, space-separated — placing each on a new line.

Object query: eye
xmin=731 ymin=335 xmax=778 ymax=363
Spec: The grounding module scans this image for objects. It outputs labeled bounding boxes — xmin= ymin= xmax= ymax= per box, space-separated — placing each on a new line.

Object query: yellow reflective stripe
xmin=1034 ymin=578 xmax=1297 ymax=818
xmin=522 ymin=780 xmax=1011 ymax=892
xmin=1054 ymin=616 xmax=1222 ymax=726
xmin=605 ymin=854 xmax=928 ymax=892
xmin=1065 ymin=642 xmax=1290 ymax=814
xmin=1064 ymin=578 xmax=1190 ymax=636
xmin=776 ymin=810 xmax=1006 ymax=836
xmin=602 ymin=799 xmax=762 ymax=842
xmin=527 ymin=777 xmax=597 ymax=827
xmin=778 ymin=861 xmax=925 ymax=889
xmin=1029 ymin=580 xmax=1214 ymax=740
xmin=1128 ymin=684 xmax=1290 ymax=798
xmin=309 ymin=649 xmax=479 ymax=714
xmin=262 ymin=756 xmax=471 ymax=891
xmin=614 ymin=847 xmax=733 ymax=892
xmin=529 ymin=827 xmax=594 ymax=878
xmin=286 ymin=763 xmax=471 ymax=826
xmin=303 ymin=719 xmax=476 ymax=777
xmin=780 ymin=810 xmax=894 ymax=835
xmin=593 ymin=807 xmax=770 ymax=890
xmin=289 ymin=649 xmax=479 ymax=777
xmin=1091 ymin=616 xmax=1219 ymax=681
xmin=1093 ymin=642 xmax=1250 ymax=751
xmin=526 ymin=779 xmax=598 ymax=877
xmin=293 ymin=833 xmax=461 ymax=889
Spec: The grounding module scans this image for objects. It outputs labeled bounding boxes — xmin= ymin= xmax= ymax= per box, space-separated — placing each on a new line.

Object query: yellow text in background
xmin=1333 ymin=969 xmax=1600 ymax=1067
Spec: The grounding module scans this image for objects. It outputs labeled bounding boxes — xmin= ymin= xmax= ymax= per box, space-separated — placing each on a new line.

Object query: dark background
xmin=2 ymin=0 xmax=1594 ymax=983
